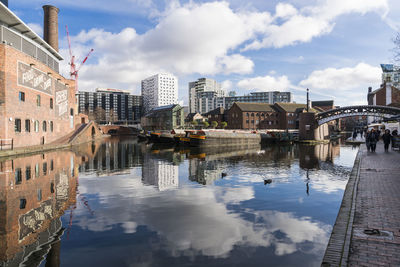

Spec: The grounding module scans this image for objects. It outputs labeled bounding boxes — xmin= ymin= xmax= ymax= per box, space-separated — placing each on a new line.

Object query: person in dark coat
xmin=368 ymin=129 xmax=378 ymax=152
xmin=382 ymin=129 xmax=391 ymax=151
xmin=365 ymin=129 xmax=371 ymax=152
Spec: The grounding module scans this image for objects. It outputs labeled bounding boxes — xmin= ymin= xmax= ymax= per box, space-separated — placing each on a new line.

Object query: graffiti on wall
xmin=17 ymin=62 xmax=53 ymax=95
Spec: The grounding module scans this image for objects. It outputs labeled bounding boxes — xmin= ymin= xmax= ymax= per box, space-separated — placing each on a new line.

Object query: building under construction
xmin=0 ymin=2 xmax=80 ymax=148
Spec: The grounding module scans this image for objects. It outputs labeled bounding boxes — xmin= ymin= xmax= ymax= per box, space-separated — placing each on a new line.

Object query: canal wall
xmin=321 ymin=149 xmax=362 ymax=266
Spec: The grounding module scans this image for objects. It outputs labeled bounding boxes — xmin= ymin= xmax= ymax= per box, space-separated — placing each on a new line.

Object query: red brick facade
xmin=0 ymin=44 xmax=77 ymax=148
xmin=368 ymin=83 xmax=400 ymax=108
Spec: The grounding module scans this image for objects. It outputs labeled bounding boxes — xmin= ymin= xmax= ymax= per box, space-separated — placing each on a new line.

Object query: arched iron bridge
xmin=316 ymin=105 xmax=400 ymax=125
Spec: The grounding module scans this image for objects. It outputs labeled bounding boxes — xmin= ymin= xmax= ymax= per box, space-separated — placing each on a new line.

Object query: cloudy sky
xmin=10 ymin=0 xmax=400 ymax=106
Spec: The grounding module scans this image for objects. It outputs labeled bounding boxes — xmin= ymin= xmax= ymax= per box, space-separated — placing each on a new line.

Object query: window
xmin=26 ymin=166 xmax=31 ymax=180
xmin=19 ymin=91 xmax=25 ymax=102
xmin=36 ymin=95 xmax=41 ymax=106
xmin=50 ymin=98 xmax=53 ymax=109
xmin=25 ymin=119 xmax=30 ymax=132
xmin=246 ymin=113 xmax=249 ymax=117
xmin=251 ymin=113 xmax=254 ymax=117
xmin=43 ymin=162 xmax=47 ymax=175
xmin=50 ymin=121 xmax=53 ymax=132
xmin=50 ymin=160 xmax=54 ymax=171
xmin=251 ymin=120 xmax=254 ymax=124
xmin=246 ymin=120 xmax=249 ymax=123
xmin=20 ymin=199 xmax=27 ymax=209
xmin=14 ymin=119 xmax=21 ymax=132
xmin=34 ymin=120 xmax=39 ymax=132
xmin=37 ymin=189 xmax=42 ymax=201
xmin=42 ymin=121 xmax=47 ymax=132
xmin=70 ymin=108 xmax=74 ymax=116
xmin=35 ymin=163 xmax=40 ymax=178
xmin=15 ymin=168 xmax=22 ymax=184
xmin=51 ymin=182 xmax=55 ymax=193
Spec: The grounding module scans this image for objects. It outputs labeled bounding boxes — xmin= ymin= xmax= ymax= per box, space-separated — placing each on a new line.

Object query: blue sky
xmin=9 ymin=0 xmax=400 ymax=106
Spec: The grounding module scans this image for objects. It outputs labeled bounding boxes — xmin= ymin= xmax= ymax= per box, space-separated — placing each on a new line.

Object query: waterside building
xmin=0 ymin=3 xmax=79 ymax=148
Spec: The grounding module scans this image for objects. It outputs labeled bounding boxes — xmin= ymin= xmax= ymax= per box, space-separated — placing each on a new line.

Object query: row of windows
xmin=245 ymin=120 xmax=279 ymax=125
xmin=19 ymin=91 xmax=53 ymax=109
xmin=14 ymin=160 xmax=54 ymax=184
xmin=14 ymin=119 xmax=53 ymax=133
xmin=246 ymin=112 xmax=278 ymax=117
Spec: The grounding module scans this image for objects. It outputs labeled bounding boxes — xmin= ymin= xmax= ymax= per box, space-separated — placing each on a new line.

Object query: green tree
xmin=211 ymin=121 xmax=218 ymax=128
xmin=191 ymin=120 xmax=198 ymax=128
xmin=221 ymin=121 xmax=227 ymax=129
xmin=203 ymin=121 xmax=209 ymax=128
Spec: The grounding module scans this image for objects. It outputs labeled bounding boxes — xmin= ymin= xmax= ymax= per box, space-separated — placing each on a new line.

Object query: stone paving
xmin=348 ymin=143 xmax=400 ymax=266
xmin=322 ymin=142 xmax=400 ymax=267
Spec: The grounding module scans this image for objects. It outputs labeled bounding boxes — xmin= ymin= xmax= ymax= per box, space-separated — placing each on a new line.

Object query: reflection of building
xmin=77 ymin=88 xmax=142 ymax=124
xmin=79 ymin=139 xmax=144 ymax=174
xmin=298 ymin=143 xmax=340 ymax=170
xmin=189 ymin=158 xmax=225 ymax=185
xmin=0 ymin=150 xmax=79 ymax=265
xmin=142 ymin=155 xmax=179 ymax=191
xmin=0 ymin=3 xmax=79 ymax=148
xmin=142 ymin=73 xmax=178 ymax=114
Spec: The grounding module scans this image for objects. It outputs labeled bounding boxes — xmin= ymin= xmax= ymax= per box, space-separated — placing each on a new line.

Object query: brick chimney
xmin=43 ymin=5 xmax=59 ymax=52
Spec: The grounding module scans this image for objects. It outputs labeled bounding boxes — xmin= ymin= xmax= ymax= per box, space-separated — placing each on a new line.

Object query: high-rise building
xmin=380 ymin=64 xmax=400 ymax=86
xmin=189 ymin=78 xmax=225 ymax=113
xmin=77 ymin=88 xmax=142 ymax=124
xmin=141 ymin=73 xmax=178 ymax=114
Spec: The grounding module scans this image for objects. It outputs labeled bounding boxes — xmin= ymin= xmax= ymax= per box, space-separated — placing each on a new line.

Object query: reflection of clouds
xmin=74 ymin=170 xmax=330 ymax=258
xmin=306 ymin=171 xmax=348 ymax=194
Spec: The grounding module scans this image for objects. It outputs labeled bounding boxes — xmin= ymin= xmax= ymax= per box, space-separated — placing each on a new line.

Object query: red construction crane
xmin=66 ymin=25 xmax=94 ymax=92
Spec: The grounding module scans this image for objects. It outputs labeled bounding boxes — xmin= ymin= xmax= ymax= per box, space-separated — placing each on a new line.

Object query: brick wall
xmin=0 ymin=44 xmax=77 ymax=148
xmin=0 ymin=150 xmax=80 ymax=261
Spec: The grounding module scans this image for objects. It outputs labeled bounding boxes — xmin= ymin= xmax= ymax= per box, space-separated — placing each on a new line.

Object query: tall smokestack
xmin=0 ymin=0 xmax=8 ymax=7
xmin=43 ymin=5 xmax=59 ymax=51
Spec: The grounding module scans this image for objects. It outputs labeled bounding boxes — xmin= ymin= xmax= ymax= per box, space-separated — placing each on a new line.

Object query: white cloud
xmin=237 ymin=74 xmax=291 ymax=91
xmin=299 ymin=63 xmax=381 ymax=105
xmin=244 ymin=0 xmax=388 ymax=50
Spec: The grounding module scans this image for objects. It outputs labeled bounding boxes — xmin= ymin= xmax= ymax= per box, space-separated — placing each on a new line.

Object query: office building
xmin=141 ymin=73 xmax=178 ymax=114
xmin=189 ymin=78 xmax=225 ymax=113
xmin=217 ymin=91 xmax=292 ymax=110
xmin=77 ymin=88 xmax=142 ymax=124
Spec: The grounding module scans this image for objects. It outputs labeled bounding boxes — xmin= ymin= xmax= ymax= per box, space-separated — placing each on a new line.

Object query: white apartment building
xmin=189 ymin=78 xmax=225 ymax=113
xmin=141 ymin=73 xmax=178 ymax=114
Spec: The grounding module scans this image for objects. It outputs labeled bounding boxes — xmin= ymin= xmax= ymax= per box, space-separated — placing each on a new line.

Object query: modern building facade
xmin=189 ymin=78 xmax=225 ymax=113
xmin=0 ymin=3 xmax=79 ymax=148
xmin=141 ymin=73 xmax=178 ymax=114
xmin=77 ymin=88 xmax=142 ymax=124
xmin=217 ymin=91 xmax=292 ymax=111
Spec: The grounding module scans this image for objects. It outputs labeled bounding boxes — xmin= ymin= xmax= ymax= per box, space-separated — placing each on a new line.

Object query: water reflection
xmin=0 ymin=139 xmax=358 ymax=267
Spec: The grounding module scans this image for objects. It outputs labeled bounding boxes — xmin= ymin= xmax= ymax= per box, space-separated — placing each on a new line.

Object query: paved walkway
xmin=322 ymin=142 xmax=400 ymax=266
xmin=348 ymin=143 xmax=400 ymax=266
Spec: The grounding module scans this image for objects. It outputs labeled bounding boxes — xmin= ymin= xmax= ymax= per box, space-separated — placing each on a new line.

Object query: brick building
xmin=203 ymin=107 xmax=226 ymax=126
xmin=273 ymin=103 xmax=307 ymax=129
xmin=227 ymin=102 xmax=278 ymax=130
xmin=226 ymin=102 xmax=310 ymax=130
xmin=0 ymin=3 xmax=79 ymax=148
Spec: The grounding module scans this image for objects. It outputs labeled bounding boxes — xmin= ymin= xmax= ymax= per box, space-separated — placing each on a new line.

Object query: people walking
xmin=367 ymin=129 xmax=378 ymax=152
xmin=365 ymin=129 xmax=371 ymax=152
xmin=382 ymin=129 xmax=392 ymax=151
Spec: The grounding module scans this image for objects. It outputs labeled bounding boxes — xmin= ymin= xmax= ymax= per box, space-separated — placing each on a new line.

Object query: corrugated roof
xmin=312 ymin=100 xmax=334 ymax=107
xmin=233 ymin=102 xmax=275 ymax=112
xmin=274 ymin=103 xmax=307 ymax=112
xmin=204 ymin=107 xmax=225 ymax=116
xmin=0 ymin=2 xmax=63 ymax=60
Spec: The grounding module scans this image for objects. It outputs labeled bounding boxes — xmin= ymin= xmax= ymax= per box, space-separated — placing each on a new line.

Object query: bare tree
xmin=94 ymin=107 xmax=106 ymax=123
xmin=393 ymin=33 xmax=400 ymax=62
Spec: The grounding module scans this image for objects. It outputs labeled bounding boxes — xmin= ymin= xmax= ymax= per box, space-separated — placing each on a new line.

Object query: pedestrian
xmin=352 ymin=130 xmax=357 ymax=140
xmin=365 ymin=129 xmax=371 ymax=152
xmin=369 ymin=129 xmax=378 ymax=152
xmin=382 ymin=129 xmax=391 ymax=151
xmin=376 ymin=129 xmax=381 ymax=141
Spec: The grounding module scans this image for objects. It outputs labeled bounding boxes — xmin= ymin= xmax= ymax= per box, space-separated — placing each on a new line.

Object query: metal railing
xmin=0 ymin=139 xmax=13 ymax=150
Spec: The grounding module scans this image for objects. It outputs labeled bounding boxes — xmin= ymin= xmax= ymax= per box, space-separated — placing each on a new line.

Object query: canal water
xmin=0 ymin=137 xmax=359 ymax=267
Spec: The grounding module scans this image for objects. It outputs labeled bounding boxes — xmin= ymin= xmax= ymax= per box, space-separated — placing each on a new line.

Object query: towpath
xmin=323 ymin=142 xmax=400 ymax=266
